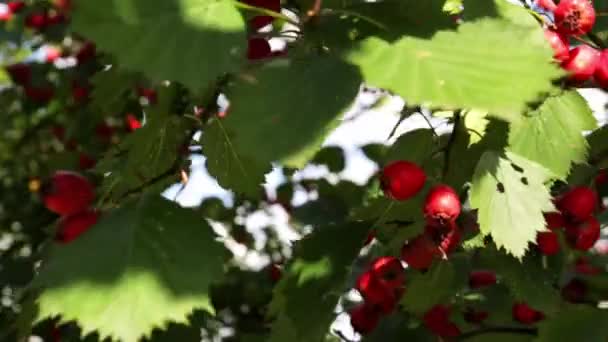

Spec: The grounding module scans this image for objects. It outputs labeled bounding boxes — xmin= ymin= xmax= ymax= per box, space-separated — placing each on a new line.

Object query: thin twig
xmin=442 ymin=110 xmax=461 ymax=180
xmin=233 ymin=1 xmax=300 ymax=26
xmin=386 ymin=106 xmax=419 ymax=141
xmin=458 ymin=326 xmax=537 ymax=340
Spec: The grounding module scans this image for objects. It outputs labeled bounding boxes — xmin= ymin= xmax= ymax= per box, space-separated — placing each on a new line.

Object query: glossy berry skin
xmin=594 ymin=49 xmax=608 ymax=88
xmin=125 ymin=114 xmax=142 ymax=131
xmin=349 ymin=303 xmax=380 ymax=335
xmin=554 ymin=0 xmax=596 ymax=36
xmin=401 ymin=234 xmax=438 ymax=270
xmin=41 ymin=171 xmax=95 ymax=215
xmin=469 ymin=270 xmax=497 ymax=289
xmin=25 ymin=12 xmax=47 ymax=29
xmin=535 ymin=0 xmax=557 ymax=11
xmin=7 ymin=1 xmax=26 ymax=13
xmin=565 ymin=216 xmax=600 ymax=250
xmin=557 ymin=186 xmax=597 ymax=223
xmin=370 ymin=256 xmax=404 ymax=290
xmin=381 ymin=160 xmax=426 ymax=201
xmin=424 ymin=185 xmax=461 ymax=227
xmin=512 ymin=303 xmax=544 ymax=324
xmin=545 ymin=212 xmax=566 ymax=230
xmin=536 ymin=231 xmax=561 ymax=255
xmin=544 ymin=29 xmax=570 ymax=62
xmin=247 ymin=38 xmax=272 ymax=60
xmin=562 ymin=45 xmax=600 ymax=83
xmin=423 ymin=305 xmax=461 ymax=338
xmin=356 ymin=271 xmax=396 ymax=314
xmin=56 ymin=210 xmax=100 ymax=243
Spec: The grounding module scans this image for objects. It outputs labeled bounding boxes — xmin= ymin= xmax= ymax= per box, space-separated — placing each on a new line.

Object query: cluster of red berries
xmin=381 ymin=160 xmax=463 ymax=270
xmin=536 ymin=185 xmax=601 ymax=255
xmin=538 ymin=0 xmax=608 ymax=86
xmin=243 ymin=0 xmax=288 ymax=60
xmin=349 ymin=256 xmax=404 ymax=334
xmin=41 ymin=171 xmax=99 ymax=243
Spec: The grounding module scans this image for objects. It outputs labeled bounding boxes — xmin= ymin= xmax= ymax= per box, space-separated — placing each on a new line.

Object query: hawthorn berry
xmin=45 ymin=46 xmax=62 ymax=63
xmin=596 ymin=169 xmax=608 ymax=187
xmin=370 ymin=256 xmax=404 ymax=290
xmin=247 ymin=38 xmax=272 ymax=60
xmin=469 ymin=270 xmax=497 ymax=289
xmin=594 ymin=49 xmax=608 ymax=88
xmin=423 ymin=305 xmax=461 ymax=338
xmin=244 ymin=0 xmax=280 ymax=29
xmin=545 ymin=212 xmax=566 ymax=230
xmin=557 ymin=186 xmax=597 ymax=223
xmin=512 ymin=303 xmax=544 ymax=324
xmin=424 ymin=185 xmax=461 ymax=228
xmin=269 ymin=264 xmax=282 ymax=283
xmin=544 ymin=29 xmax=570 ymax=63
xmin=125 ymin=114 xmax=142 ymax=131
xmin=24 ymin=85 xmax=55 ymax=103
xmin=75 ymin=42 xmax=96 ymax=64
xmin=41 ymin=171 xmax=95 ymax=215
xmin=380 ymin=160 xmax=426 ymax=201
xmin=401 ymin=233 xmax=438 ymax=270
xmin=349 ymin=303 xmax=381 ymax=335
xmin=46 ymin=12 xmax=66 ymax=26
xmin=536 ymin=231 xmax=561 ymax=255
xmin=7 ymin=1 xmax=25 ymax=13
xmin=56 ymin=210 xmax=100 ymax=243
xmin=562 ymin=45 xmax=600 ymax=83
xmin=565 ymin=216 xmax=600 ymax=250
xmin=554 ymin=0 xmax=596 ymax=36
xmin=535 ymin=0 xmax=557 ymax=11
xmin=78 ymin=153 xmax=96 ymax=170
xmin=575 ymin=256 xmax=602 ymax=275
xmin=25 ymin=12 xmax=48 ymax=29
xmin=5 ymin=63 xmax=31 ymax=85
xmin=356 ymin=271 xmax=396 ymax=314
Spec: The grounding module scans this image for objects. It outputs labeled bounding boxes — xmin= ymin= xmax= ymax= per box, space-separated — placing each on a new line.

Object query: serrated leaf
xmin=72 ymin=0 xmax=246 ymax=91
xmin=400 ymin=261 xmax=455 ymax=314
xmin=385 ymin=129 xmax=435 ymax=165
xmin=219 ymin=57 xmax=360 ymax=169
xmin=470 ymin=151 xmax=556 ymax=258
xmin=268 ymin=222 xmax=370 ymax=342
xmin=536 ymin=306 xmax=608 ymax=342
xmin=509 ymin=91 xmax=597 ymax=179
xmin=347 ymin=19 xmax=562 ymax=118
xmin=33 ymin=195 xmax=227 ymax=342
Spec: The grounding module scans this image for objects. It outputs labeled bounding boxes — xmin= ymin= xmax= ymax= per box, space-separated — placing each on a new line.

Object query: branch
xmin=458 ymin=326 xmax=537 ymax=340
xmin=386 ymin=105 xmax=420 ymax=141
xmin=442 ymin=110 xmax=462 ymax=180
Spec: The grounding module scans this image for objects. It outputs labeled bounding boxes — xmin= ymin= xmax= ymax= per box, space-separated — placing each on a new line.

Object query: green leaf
xmin=90 ymin=67 xmax=136 ymax=115
xmin=268 ymin=222 xmax=370 ymax=342
xmin=347 ymin=19 xmax=562 ymax=118
xmin=72 ymin=0 xmax=246 ymax=90
xmin=34 ymin=195 xmax=227 ymax=342
xmin=478 ymin=247 xmax=560 ymax=312
xmin=363 ymin=313 xmax=434 ymax=342
xmin=536 ymin=306 xmax=608 ymax=342
xmin=470 ymin=151 xmax=556 ymax=258
xmin=384 ymin=129 xmax=436 ymax=166
xmin=217 ymin=57 xmax=361 ymax=169
xmin=312 ymin=146 xmax=346 ymax=173
xmin=400 ymin=261 xmax=456 ymax=314
xmin=509 ymin=91 xmax=596 ymax=179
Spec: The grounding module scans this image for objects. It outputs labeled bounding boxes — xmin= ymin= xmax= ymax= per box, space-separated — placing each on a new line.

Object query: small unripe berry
xmin=544 ymin=29 xmax=570 ymax=62
xmin=469 ymin=270 xmax=497 ymax=289
xmin=594 ymin=49 xmax=608 ymax=88
xmin=381 ymin=160 xmax=426 ymax=201
xmin=536 ymin=231 xmax=560 ymax=255
xmin=401 ymin=234 xmax=438 ymax=270
xmin=554 ymin=0 xmax=596 ymax=36
xmin=41 ymin=171 xmax=95 ymax=215
xmin=56 ymin=210 xmax=100 ymax=243
xmin=512 ymin=303 xmax=544 ymax=324
xmin=424 ymin=185 xmax=461 ymax=227
xmin=565 ymin=216 xmax=600 ymax=250
xmin=349 ymin=303 xmax=380 ymax=335
xmin=557 ymin=186 xmax=597 ymax=223
xmin=562 ymin=45 xmax=600 ymax=83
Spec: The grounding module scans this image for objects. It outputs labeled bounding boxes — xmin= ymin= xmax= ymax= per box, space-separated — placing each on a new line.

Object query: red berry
xmin=469 ymin=270 xmax=497 ymax=289
xmin=25 ymin=12 xmax=48 ymax=29
xmin=575 ymin=257 xmax=602 ymax=275
xmin=596 ymin=169 xmax=608 ymax=187
xmin=349 ymin=303 xmax=380 ymax=335
xmin=7 ymin=1 xmax=26 ymax=13
xmin=53 ymin=0 xmax=71 ymax=12
xmin=75 ymin=42 xmax=96 ymax=64
xmin=5 ymin=63 xmax=31 ymax=85
xmin=45 ymin=46 xmax=62 ymax=63
xmin=78 ymin=153 xmax=96 ymax=170
xmin=536 ymin=231 xmax=560 ymax=255
xmin=355 ymin=271 xmax=396 ymax=314
xmin=247 ymin=38 xmax=272 ymax=60
xmin=595 ymin=50 xmax=608 ymax=88
xmin=56 ymin=210 xmax=99 ymax=243
xmin=424 ymin=185 xmax=461 ymax=227
xmin=380 ymin=160 xmax=426 ymax=201
xmin=24 ymin=85 xmax=55 ymax=103
xmin=370 ymin=256 xmax=404 ymax=290
xmin=363 ymin=230 xmax=375 ymax=246
xmin=545 ymin=212 xmax=566 ymax=230
xmin=46 ymin=12 xmax=66 ymax=26
xmin=137 ymin=87 xmax=157 ymax=104
xmin=269 ymin=264 xmax=282 ymax=282
xmin=464 ymin=308 xmax=489 ymax=324
xmin=561 ymin=278 xmax=586 ymax=303
xmin=536 ymin=0 xmax=557 ymax=11
xmin=554 ymin=0 xmax=596 ymax=36
xmin=544 ymin=29 xmax=570 ymax=62
xmin=562 ymin=45 xmax=600 ymax=83
xmin=401 ymin=234 xmax=438 ymax=270
xmin=244 ymin=0 xmax=280 ymax=29
xmin=557 ymin=186 xmax=597 ymax=223
xmin=512 ymin=303 xmax=544 ymax=324
xmin=95 ymin=121 xmax=115 ymax=142
xmin=0 ymin=10 xmax=11 ymax=21
xmin=565 ymin=216 xmax=600 ymax=250
xmin=423 ymin=305 xmax=461 ymax=338
xmin=41 ymin=171 xmax=95 ymax=216
xmin=125 ymin=114 xmax=142 ymax=131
